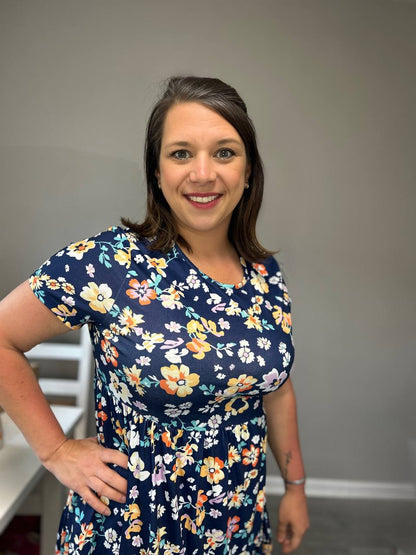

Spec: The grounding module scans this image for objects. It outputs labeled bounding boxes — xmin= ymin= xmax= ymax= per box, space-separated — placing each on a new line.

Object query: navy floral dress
xmin=29 ymin=226 xmax=294 ymax=555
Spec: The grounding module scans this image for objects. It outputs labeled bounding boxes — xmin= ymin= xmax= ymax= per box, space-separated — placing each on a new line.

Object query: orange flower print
xmin=242 ymin=444 xmax=260 ymax=467
xmin=126 ymin=279 xmax=156 ymax=305
xmin=46 ymin=277 xmax=61 ymax=290
xmin=272 ymin=305 xmax=282 ymax=325
xmin=186 ymin=337 xmax=211 ymax=360
xmin=252 ymin=262 xmax=268 ymax=276
xmin=225 ymin=374 xmax=257 ymax=396
xmin=228 ymin=445 xmax=241 ymax=467
xmin=256 ymin=489 xmax=266 ymax=513
xmin=74 ymin=522 xmax=94 ymax=548
xmin=282 ymin=312 xmax=292 ymax=334
xmin=160 ymin=364 xmax=200 ymax=397
xmin=146 ymin=255 xmax=168 ymax=277
xmin=226 ymin=515 xmax=240 ymax=539
xmin=101 ymin=338 xmax=119 ymax=366
xmin=200 ymin=456 xmax=225 ymax=484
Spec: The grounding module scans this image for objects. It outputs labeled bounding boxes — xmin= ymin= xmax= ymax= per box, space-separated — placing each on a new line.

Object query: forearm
xmin=0 ymin=346 xmax=67 ymax=463
xmin=264 ymin=378 xmax=306 ymax=487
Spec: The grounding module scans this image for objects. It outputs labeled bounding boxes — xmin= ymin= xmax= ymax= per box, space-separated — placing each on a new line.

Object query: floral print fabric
xmin=29 ymin=226 xmax=294 ymax=555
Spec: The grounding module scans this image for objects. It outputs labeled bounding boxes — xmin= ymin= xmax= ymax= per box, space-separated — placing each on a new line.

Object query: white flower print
xmin=257 ymin=355 xmax=265 ymax=367
xmin=186 ymin=271 xmax=200 ymax=289
xmin=279 ymin=342 xmax=287 ymax=354
xmin=128 ymin=452 xmax=151 ymax=481
xmin=165 ymin=321 xmax=181 ymax=333
xmin=238 ymin=341 xmax=254 ymax=364
xmin=218 ymin=318 xmax=230 ymax=330
xmin=164 ymin=347 xmax=189 ymax=364
xmin=61 ymin=295 xmax=75 ymax=306
xmin=104 ymin=529 xmax=117 ymax=543
xmin=85 ymin=263 xmax=95 ymax=277
xmin=108 ymin=371 xmax=133 ymax=404
xmin=257 ymin=337 xmax=271 ymax=350
xmin=135 ymin=356 xmax=151 ymax=366
xmin=283 ymin=351 xmax=291 ymax=368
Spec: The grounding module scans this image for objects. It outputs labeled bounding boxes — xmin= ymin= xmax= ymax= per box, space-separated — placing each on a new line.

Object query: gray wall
xmin=1 ymin=0 xmax=415 ymax=483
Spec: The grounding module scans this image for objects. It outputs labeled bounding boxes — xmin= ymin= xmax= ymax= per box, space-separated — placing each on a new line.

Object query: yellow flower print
xmin=160 ymin=364 xmax=200 ymax=397
xmin=123 ymin=503 xmax=143 ymax=539
xmin=118 ymin=307 xmax=144 ymax=335
xmin=146 ymin=255 xmax=168 ymax=277
xmin=152 ymin=527 xmax=167 ymax=549
xmin=114 ymin=248 xmax=131 ymax=268
xmin=46 ymin=277 xmax=61 ymax=290
xmin=51 ymin=304 xmax=77 ymax=323
xmin=250 ymin=274 xmax=269 ymax=294
xmin=160 ymin=286 xmax=183 ymax=310
xmin=61 ymin=282 xmax=75 ymax=295
xmin=228 ymin=445 xmax=241 ymax=467
xmin=225 ymin=300 xmax=241 ymax=316
xmin=186 ymin=337 xmax=211 ymax=360
xmin=272 ymin=305 xmax=282 ymax=326
xmin=225 ymin=396 xmax=249 ymax=415
xmin=225 ymin=374 xmax=257 ymax=396
xmin=140 ymin=331 xmax=164 ymax=352
xmin=186 ymin=320 xmax=207 ymax=340
xmin=123 ymin=364 xmax=144 ymax=396
xmin=67 ymin=240 xmax=95 ymax=260
xmin=200 ymin=317 xmax=224 ymax=338
xmin=233 ymin=423 xmax=250 ymax=442
xmin=244 ymin=314 xmax=262 ymax=331
xmin=80 ymin=282 xmax=114 ymax=314
xmin=282 ymin=312 xmax=292 ymax=334
xmin=29 ymin=273 xmax=49 ymax=290
xmin=200 ymin=456 xmax=225 ymax=484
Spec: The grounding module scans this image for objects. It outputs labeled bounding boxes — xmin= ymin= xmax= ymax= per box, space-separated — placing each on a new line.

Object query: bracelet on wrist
xmin=284 ymin=476 xmax=306 ymax=486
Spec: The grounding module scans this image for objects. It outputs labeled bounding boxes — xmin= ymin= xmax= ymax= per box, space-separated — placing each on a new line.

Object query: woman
xmin=0 ymin=76 xmax=309 ymax=554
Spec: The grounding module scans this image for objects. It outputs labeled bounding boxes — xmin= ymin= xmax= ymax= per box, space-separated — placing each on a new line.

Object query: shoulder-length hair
xmin=122 ymin=76 xmax=274 ymax=262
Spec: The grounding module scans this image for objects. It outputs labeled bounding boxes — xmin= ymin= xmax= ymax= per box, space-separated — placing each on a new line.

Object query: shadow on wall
xmin=0 ymin=145 xmax=145 ymax=295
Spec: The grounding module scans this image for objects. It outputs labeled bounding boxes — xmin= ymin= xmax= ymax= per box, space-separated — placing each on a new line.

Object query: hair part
xmin=122 ymin=75 xmax=274 ymax=262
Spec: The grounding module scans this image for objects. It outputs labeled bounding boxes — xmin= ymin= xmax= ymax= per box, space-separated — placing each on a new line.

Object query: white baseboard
xmin=266 ymin=475 xmax=416 ymax=500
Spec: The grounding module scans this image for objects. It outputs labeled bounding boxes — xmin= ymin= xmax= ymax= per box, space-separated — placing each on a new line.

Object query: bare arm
xmin=0 ymin=281 xmax=128 ymax=515
xmin=263 ymin=378 xmax=310 ymax=553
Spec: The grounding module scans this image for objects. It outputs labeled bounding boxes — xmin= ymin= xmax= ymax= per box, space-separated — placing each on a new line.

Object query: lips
xmin=185 ymin=193 xmax=222 ymax=206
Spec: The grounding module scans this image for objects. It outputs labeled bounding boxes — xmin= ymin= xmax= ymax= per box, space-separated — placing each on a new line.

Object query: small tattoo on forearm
xmin=283 ymin=451 xmax=292 ymax=479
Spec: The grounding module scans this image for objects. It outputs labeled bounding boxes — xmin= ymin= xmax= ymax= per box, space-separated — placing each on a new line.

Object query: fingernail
xmin=105 ymin=508 xmax=111 ymax=516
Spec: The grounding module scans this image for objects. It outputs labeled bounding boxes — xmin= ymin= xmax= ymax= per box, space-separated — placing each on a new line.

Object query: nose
xmin=189 ymin=154 xmax=216 ymax=184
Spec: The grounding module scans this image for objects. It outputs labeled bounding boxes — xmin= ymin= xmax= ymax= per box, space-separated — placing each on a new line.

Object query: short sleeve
xmin=28 ymin=227 xmax=133 ymax=330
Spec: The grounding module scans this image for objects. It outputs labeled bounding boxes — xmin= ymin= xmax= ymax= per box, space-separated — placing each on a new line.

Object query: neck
xmin=178 ymin=228 xmax=236 ymax=261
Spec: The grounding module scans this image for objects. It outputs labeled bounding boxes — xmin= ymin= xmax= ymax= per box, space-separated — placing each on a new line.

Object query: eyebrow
xmin=164 ymin=138 xmax=243 ymax=149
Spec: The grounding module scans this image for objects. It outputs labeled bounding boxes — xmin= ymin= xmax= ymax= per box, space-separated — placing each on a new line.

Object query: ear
xmin=155 ymin=169 xmax=160 ymax=180
xmin=245 ymin=163 xmax=251 ymax=183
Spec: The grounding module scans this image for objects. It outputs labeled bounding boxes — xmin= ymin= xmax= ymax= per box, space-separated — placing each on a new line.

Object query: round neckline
xmin=173 ymin=243 xmax=249 ymax=290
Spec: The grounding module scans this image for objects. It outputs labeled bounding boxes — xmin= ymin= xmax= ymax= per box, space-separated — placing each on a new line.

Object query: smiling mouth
xmin=186 ymin=194 xmax=221 ymax=204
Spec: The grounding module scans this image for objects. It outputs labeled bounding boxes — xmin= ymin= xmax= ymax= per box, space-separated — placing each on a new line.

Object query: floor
xmin=267 ymin=496 xmax=416 ymax=555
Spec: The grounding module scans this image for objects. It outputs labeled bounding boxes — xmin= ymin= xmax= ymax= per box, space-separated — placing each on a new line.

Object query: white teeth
xmin=188 ymin=195 xmax=219 ymax=204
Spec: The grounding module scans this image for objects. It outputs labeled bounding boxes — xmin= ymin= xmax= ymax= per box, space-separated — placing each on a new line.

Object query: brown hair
xmin=122 ymin=76 xmax=274 ymax=262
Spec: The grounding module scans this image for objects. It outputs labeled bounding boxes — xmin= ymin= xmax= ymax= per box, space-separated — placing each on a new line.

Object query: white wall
xmin=1 ymin=0 xmax=415 ymax=483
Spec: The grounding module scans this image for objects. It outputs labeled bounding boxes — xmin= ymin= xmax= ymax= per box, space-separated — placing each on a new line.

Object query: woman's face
xmin=156 ymin=102 xmax=250 ymax=244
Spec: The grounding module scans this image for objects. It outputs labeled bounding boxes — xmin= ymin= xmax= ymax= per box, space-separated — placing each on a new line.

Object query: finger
xmin=88 ymin=476 xmax=127 ymax=505
xmin=101 ymin=447 xmax=129 ymax=469
xmin=97 ymin=465 xmax=128 ymax=495
xmin=277 ymin=521 xmax=288 ymax=544
xmin=79 ymin=486 xmax=111 ymax=516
